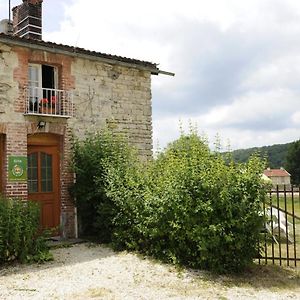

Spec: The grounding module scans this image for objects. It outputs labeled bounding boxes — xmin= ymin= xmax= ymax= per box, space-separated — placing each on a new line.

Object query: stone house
xmin=263 ymin=168 xmax=291 ymax=189
xmin=0 ymin=0 xmax=171 ymax=238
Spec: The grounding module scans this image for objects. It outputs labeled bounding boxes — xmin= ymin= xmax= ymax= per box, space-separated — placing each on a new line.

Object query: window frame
xmin=28 ymin=63 xmax=58 ymax=90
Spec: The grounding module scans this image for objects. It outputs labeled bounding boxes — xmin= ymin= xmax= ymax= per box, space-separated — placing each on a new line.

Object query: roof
xmin=263 ymin=169 xmax=291 ymax=177
xmin=261 ymin=173 xmax=272 ymax=182
xmin=0 ymin=33 xmax=163 ymax=74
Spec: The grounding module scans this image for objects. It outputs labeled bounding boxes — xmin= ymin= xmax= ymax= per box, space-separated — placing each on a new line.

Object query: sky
xmin=1 ymin=0 xmax=300 ymax=151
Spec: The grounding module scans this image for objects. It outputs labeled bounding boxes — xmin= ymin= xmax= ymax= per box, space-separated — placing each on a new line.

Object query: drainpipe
xmin=74 ymin=206 xmax=78 ymax=239
xmin=73 ymin=173 xmax=78 ymax=238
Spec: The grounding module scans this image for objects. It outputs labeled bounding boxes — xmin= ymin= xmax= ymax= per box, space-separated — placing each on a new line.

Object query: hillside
xmin=228 ymin=142 xmax=292 ymax=168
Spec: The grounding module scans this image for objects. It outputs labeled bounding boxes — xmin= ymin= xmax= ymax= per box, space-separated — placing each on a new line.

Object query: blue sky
xmin=1 ymin=0 xmax=300 ymax=151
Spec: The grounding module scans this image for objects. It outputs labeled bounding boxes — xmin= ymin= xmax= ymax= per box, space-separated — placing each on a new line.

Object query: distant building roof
xmin=263 ymin=168 xmax=291 ymax=177
xmin=261 ymin=173 xmax=272 ymax=182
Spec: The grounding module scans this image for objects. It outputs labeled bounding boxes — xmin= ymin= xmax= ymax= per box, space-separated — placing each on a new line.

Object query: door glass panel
xmin=41 ymin=152 xmax=53 ymax=192
xmin=28 ymin=153 xmax=38 ymax=193
xmin=28 ymin=65 xmax=39 ymax=83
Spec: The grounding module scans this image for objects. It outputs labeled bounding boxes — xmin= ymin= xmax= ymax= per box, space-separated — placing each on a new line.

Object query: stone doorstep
xmin=47 ymin=237 xmax=86 ymax=248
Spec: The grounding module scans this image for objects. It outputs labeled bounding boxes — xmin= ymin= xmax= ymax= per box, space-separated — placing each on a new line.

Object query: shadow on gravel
xmin=0 ymin=243 xmax=116 ymax=277
xmin=187 ymin=264 xmax=300 ymax=291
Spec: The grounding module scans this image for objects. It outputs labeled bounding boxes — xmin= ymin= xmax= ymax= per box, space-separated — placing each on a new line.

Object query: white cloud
xmin=45 ymin=0 xmax=293 ymax=63
xmin=215 ymin=127 xmax=300 ymax=150
xmin=154 ymin=116 xmax=300 ymax=151
xmin=242 ymin=55 xmax=300 ymax=91
xmin=152 ymin=117 xmax=181 ymax=151
xmin=4 ymin=0 xmax=300 ymax=151
xmin=200 ymin=89 xmax=299 ymax=128
xmin=292 ymin=111 xmax=300 ymax=125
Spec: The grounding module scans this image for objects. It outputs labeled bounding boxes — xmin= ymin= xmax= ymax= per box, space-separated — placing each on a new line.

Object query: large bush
xmin=0 ymin=197 xmax=51 ymax=264
xmin=73 ymin=130 xmax=266 ymax=273
xmin=71 ymin=130 xmax=135 ymax=242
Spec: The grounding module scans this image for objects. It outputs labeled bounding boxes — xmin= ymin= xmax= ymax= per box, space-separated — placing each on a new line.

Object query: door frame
xmin=27 ymin=133 xmax=61 ymax=229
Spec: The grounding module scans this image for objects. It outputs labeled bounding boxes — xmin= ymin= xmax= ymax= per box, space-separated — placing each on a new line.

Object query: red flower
xmin=40 ymin=98 xmax=48 ymax=104
xmin=51 ymin=96 xmax=57 ymax=104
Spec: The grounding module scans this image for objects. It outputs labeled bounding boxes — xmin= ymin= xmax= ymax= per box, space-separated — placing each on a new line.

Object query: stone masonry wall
xmin=0 ymin=43 xmax=19 ymax=117
xmin=70 ymin=58 xmax=153 ymax=159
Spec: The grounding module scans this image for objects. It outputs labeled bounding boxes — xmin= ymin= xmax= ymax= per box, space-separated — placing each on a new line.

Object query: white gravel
xmin=0 ymin=243 xmax=299 ymax=299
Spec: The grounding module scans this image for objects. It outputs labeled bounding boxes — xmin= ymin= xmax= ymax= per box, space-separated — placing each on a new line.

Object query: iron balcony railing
xmin=25 ymin=87 xmax=74 ymax=117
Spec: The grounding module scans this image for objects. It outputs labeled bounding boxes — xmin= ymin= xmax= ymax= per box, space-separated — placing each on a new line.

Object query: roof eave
xmin=0 ymin=35 xmax=163 ymax=74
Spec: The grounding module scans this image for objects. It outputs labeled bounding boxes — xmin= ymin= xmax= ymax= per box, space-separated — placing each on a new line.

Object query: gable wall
xmin=70 ymin=57 xmax=153 ymax=159
xmin=270 ymin=176 xmax=291 ymax=185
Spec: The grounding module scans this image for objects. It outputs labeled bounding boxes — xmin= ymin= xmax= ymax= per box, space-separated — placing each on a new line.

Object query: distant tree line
xmin=225 ymin=143 xmax=291 ymax=168
xmin=285 ymin=140 xmax=300 ymax=185
xmin=226 ymin=140 xmax=300 ymax=185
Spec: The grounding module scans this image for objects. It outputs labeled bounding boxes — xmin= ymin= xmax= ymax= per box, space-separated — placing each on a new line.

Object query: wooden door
xmin=28 ymin=135 xmax=60 ymax=229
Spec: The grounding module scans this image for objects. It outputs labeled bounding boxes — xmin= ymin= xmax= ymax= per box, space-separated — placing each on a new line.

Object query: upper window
xmin=26 ymin=63 xmax=73 ymax=117
xmin=28 ymin=64 xmax=57 ymax=90
xmin=28 ymin=64 xmax=58 ymax=114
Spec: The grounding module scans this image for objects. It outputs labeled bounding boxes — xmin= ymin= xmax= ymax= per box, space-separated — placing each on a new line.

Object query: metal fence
xmin=258 ymin=185 xmax=300 ymax=267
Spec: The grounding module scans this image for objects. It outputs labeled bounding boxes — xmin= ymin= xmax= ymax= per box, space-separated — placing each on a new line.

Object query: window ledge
xmin=24 ymin=113 xmax=72 ymax=119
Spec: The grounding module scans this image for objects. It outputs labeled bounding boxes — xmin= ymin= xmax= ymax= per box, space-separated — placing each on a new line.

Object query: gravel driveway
xmin=0 ymin=243 xmax=299 ymax=299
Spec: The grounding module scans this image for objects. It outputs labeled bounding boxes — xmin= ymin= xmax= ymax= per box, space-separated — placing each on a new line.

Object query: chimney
xmin=12 ymin=0 xmax=43 ymax=40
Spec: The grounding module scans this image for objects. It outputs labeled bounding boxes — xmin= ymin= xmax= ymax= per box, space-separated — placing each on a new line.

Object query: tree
xmin=285 ymin=140 xmax=300 ymax=185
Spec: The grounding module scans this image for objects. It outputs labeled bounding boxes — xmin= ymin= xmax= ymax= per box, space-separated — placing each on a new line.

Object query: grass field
xmin=269 ymin=194 xmax=300 ymax=217
xmin=260 ymin=191 xmax=300 ymax=267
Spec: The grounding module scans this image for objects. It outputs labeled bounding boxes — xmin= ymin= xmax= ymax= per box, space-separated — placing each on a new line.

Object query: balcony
xmin=25 ymin=87 xmax=74 ymax=117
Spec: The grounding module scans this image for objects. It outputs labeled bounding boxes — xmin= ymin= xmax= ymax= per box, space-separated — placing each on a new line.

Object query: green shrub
xmin=105 ymin=133 xmax=265 ymax=273
xmin=73 ymin=130 xmax=266 ymax=273
xmin=71 ymin=130 xmax=135 ymax=242
xmin=0 ymin=197 xmax=51 ymax=264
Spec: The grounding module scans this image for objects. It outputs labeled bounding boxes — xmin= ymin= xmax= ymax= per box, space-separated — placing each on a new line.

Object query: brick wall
xmin=8 ymin=123 xmax=27 ymax=198
xmin=60 ymin=125 xmax=75 ymax=237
